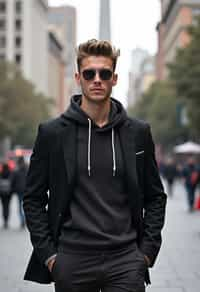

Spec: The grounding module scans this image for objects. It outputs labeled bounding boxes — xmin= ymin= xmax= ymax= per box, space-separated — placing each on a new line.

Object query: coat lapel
xmin=61 ymin=122 xmax=77 ymax=187
xmin=119 ymin=123 xmax=138 ymax=184
xmin=119 ymin=122 xmax=140 ymax=207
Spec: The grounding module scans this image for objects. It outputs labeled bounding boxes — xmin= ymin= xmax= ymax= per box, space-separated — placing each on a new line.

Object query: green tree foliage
xmin=168 ymin=16 xmax=200 ymax=137
xmin=128 ymin=81 xmax=188 ymax=150
xmin=0 ymin=61 xmax=52 ymax=147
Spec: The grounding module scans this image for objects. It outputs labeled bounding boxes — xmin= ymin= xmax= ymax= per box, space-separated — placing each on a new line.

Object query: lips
xmin=91 ymin=88 xmax=103 ymax=91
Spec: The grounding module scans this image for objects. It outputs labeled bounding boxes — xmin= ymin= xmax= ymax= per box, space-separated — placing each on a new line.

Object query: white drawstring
xmin=112 ymin=128 xmax=116 ymax=176
xmin=88 ymin=118 xmax=91 ymax=176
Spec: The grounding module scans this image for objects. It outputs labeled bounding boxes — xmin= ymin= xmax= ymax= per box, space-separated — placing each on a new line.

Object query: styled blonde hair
xmin=76 ymin=39 xmax=120 ymax=72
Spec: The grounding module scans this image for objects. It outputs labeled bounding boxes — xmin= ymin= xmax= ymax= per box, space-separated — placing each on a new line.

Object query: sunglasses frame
xmin=81 ymin=68 xmax=114 ymax=81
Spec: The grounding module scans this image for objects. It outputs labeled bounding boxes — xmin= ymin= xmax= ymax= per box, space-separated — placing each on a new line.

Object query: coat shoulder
xmin=38 ymin=115 xmax=67 ymax=136
xmin=126 ymin=116 xmax=150 ymax=131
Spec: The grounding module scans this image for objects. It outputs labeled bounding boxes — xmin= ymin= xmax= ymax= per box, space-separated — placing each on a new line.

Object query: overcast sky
xmin=49 ymin=0 xmax=161 ymax=106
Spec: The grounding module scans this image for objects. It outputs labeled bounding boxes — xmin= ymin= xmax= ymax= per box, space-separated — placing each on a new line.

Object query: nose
xmin=93 ymin=72 xmax=101 ymax=83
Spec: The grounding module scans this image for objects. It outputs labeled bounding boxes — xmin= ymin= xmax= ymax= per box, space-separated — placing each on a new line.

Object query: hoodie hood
xmin=62 ymin=94 xmax=127 ymax=131
xmin=61 ymin=95 xmax=127 ymax=177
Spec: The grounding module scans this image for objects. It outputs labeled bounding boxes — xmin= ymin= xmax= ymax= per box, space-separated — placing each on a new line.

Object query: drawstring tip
xmin=113 ymin=169 xmax=116 ymax=177
xmin=88 ymin=168 xmax=91 ymax=176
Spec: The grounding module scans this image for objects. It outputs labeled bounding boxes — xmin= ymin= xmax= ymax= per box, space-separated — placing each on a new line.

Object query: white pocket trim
xmin=136 ymin=150 xmax=144 ymax=155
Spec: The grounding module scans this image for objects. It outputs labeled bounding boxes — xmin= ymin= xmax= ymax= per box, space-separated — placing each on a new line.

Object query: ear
xmin=75 ymin=72 xmax=81 ymax=86
xmin=112 ymin=73 xmax=118 ymax=87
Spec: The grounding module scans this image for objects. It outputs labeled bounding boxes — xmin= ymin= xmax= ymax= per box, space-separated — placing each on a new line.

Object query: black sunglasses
xmin=82 ymin=68 xmax=113 ymax=81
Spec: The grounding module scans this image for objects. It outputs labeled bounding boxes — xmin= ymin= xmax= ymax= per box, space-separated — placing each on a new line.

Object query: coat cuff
xmin=140 ymin=242 xmax=160 ymax=267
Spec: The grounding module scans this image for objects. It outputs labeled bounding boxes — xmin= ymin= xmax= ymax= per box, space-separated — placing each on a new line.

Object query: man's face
xmin=75 ymin=56 xmax=118 ymax=104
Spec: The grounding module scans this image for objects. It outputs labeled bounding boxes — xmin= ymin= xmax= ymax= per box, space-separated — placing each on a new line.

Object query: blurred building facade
xmin=156 ymin=0 xmax=200 ymax=79
xmin=127 ymin=48 xmax=156 ymax=107
xmin=139 ymin=56 xmax=156 ymax=93
xmin=0 ymin=0 xmax=49 ymax=95
xmin=99 ymin=0 xmax=111 ymax=41
xmin=48 ymin=28 xmax=65 ymax=116
xmin=48 ymin=5 xmax=77 ymax=108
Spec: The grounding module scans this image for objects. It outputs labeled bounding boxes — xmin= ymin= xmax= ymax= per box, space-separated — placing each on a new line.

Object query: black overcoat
xmin=23 ymin=115 xmax=166 ymax=284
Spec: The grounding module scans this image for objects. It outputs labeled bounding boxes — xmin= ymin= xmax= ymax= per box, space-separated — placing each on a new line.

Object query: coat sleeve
xmin=140 ymin=124 xmax=167 ymax=267
xmin=23 ymin=124 xmax=57 ymax=265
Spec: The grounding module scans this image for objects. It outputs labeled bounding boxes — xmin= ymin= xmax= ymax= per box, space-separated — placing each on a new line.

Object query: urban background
xmin=0 ymin=1 xmax=200 ymax=292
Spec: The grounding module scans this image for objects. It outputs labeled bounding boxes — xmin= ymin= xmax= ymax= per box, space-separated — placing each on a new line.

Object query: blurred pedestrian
xmin=0 ymin=162 xmax=12 ymax=229
xmin=182 ymin=157 xmax=199 ymax=212
xmin=162 ymin=157 xmax=177 ymax=197
xmin=12 ymin=156 xmax=28 ymax=228
xmin=23 ymin=39 xmax=167 ymax=292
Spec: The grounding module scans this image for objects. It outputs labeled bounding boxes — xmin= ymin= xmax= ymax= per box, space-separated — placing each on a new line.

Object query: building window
xmin=0 ymin=19 xmax=5 ymax=30
xmin=15 ymin=19 xmax=21 ymax=30
xmin=0 ymin=2 xmax=6 ymax=12
xmin=0 ymin=35 xmax=6 ymax=48
xmin=15 ymin=36 xmax=21 ymax=47
xmin=15 ymin=54 xmax=21 ymax=64
xmin=16 ymin=1 xmax=21 ymax=14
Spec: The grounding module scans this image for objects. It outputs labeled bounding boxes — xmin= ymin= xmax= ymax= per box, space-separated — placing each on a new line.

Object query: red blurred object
xmin=194 ymin=194 xmax=200 ymax=210
xmin=5 ymin=148 xmax=32 ymax=169
xmin=7 ymin=159 xmax=16 ymax=171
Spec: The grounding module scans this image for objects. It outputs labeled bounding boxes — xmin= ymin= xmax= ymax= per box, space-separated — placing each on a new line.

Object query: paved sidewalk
xmin=0 ymin=180 xmax=200 ymax=292
xmin=148 ymin=180 xmax=200 ymax=292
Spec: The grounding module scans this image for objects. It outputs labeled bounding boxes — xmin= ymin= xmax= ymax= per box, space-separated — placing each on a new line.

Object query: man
xmin=11 ymin=156 xmax=27 ymax=228
xmin=162 ymin=157 xmax=177 ymax=197
xmin=23 ymin=39 xmax=167 ymax=292
xmin=182 ymin=156 xmax=199 ymax=212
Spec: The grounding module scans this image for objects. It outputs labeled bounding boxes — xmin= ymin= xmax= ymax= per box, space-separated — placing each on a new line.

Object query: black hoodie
xmin=58 ymin=95 xmax=137 ymax=252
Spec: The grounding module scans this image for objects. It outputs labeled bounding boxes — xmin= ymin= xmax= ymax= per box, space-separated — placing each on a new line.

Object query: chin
xmin=90 ymin=92 xmax=109 ymax=100
xmin=90 ymin=95 xmax=108 ymax=103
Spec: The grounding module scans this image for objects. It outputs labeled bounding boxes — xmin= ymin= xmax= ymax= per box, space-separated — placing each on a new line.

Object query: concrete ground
xmin=0 ymin=179 xmax=200 ymax=292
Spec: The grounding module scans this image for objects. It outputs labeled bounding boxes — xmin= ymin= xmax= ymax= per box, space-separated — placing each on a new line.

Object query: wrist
xmin=47 ymin=258 xmax=56 ymax=272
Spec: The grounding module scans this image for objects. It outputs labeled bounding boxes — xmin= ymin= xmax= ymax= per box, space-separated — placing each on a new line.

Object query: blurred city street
xmin=0 ymin=179 xmax=200 ymax=292
xmin=0 ymin=1 xmax=200 ymax=292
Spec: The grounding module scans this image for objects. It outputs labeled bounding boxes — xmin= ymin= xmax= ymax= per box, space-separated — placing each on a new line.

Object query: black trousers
xmin=52 ymin=245 xmax=146 ymax=292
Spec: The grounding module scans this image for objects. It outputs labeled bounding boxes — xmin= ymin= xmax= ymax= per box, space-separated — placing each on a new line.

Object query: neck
xmin=81 ymin=96 xmax=111 ymax=127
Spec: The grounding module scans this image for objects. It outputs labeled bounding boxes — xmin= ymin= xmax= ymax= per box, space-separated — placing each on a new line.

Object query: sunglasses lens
xmin=82 ymin=69 xmax=96 ymax=80
xmin=82 ymin=69 xmax=113 ymax=81
xmin=99 ymin=69 xmax=113 ymax=80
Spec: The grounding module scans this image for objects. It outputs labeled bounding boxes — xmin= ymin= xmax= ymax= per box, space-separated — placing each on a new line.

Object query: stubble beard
xmin=81 ymin=86 xmax=112 ymax=105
